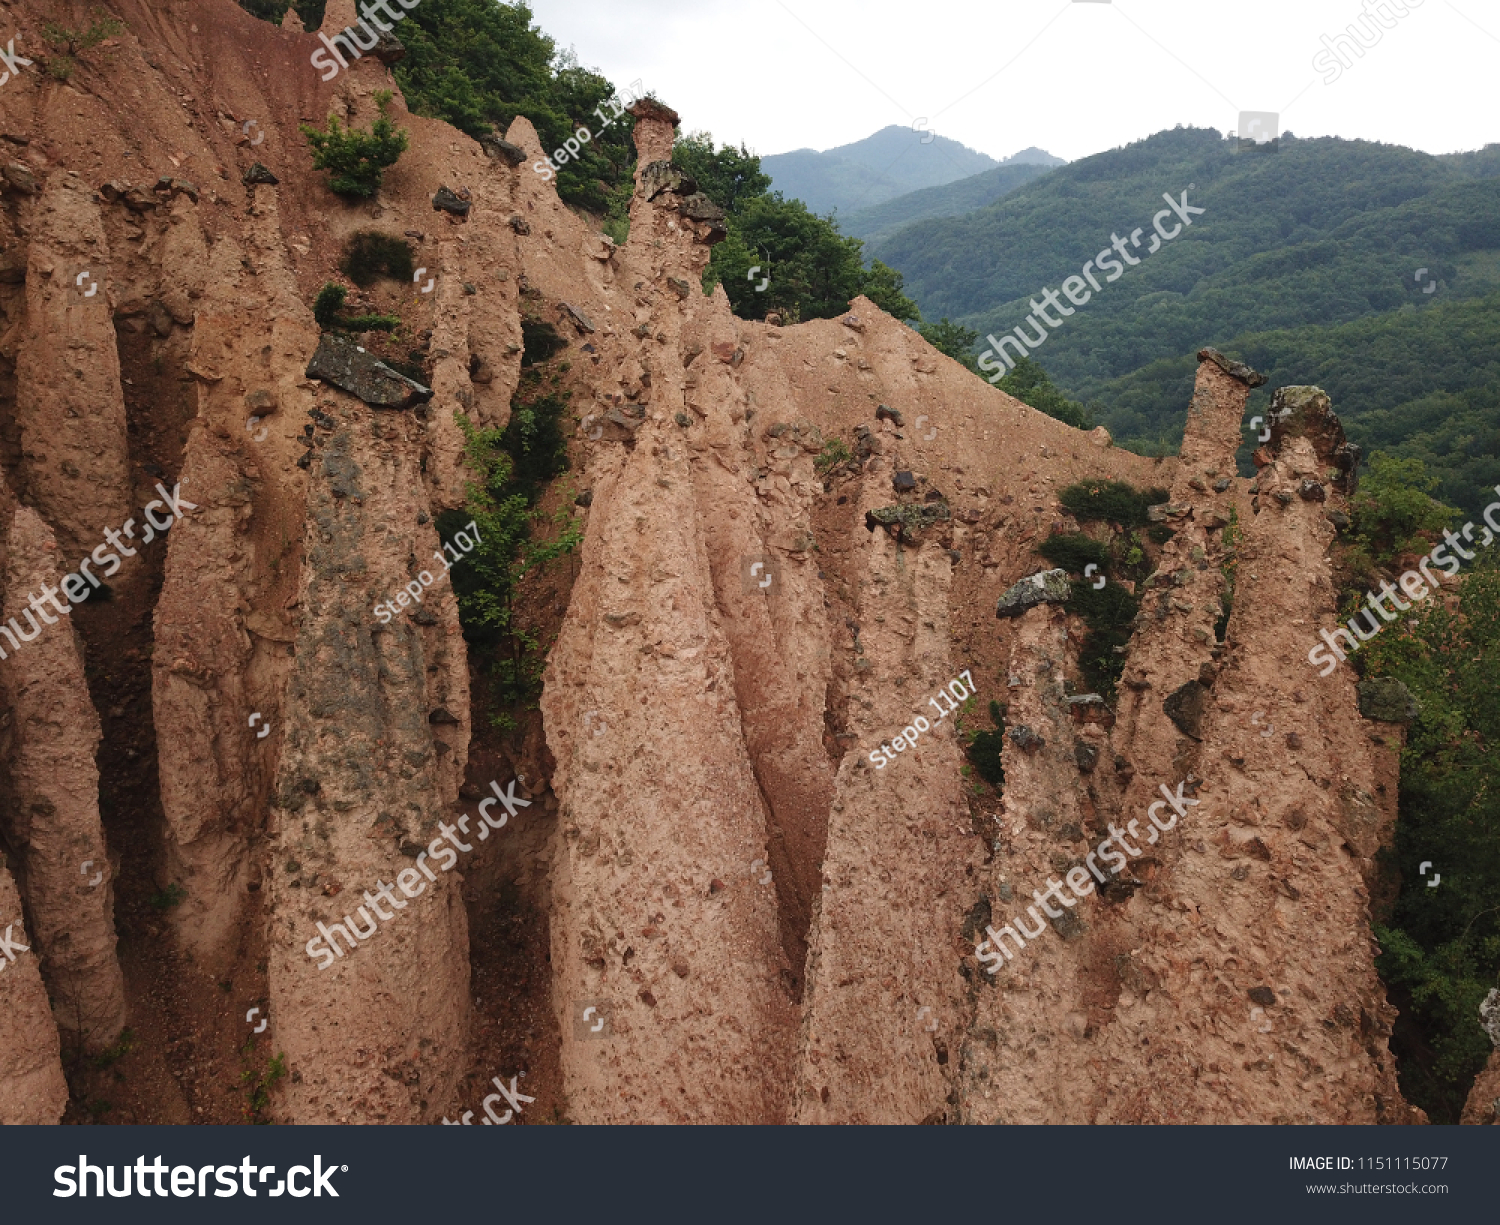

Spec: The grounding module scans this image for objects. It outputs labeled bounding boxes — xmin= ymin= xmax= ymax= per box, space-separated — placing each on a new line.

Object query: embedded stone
xmin=432 ymin=186 xmax=471 ymax=216
xmin=479 ymin=134 xmax=527 ymax=165
xmin=1163 ymin=680 xmax=1208 ymax=740
xmin=865 ymin=503 xmax=951 ymax=542
xmin=995 ymin=569 xmax=1070 ymax=618
xmin=304 ymin=332 xmax=433 ymax=410
xmin=558 ymin=301 xmax=595 ymax=334
xmin=639 ymin=160 xmax=698 ymax=200
xmin=2 ymin=161 xmax=39 ymax=194
xmin=242 ymin=162 xmax=279 ymax=186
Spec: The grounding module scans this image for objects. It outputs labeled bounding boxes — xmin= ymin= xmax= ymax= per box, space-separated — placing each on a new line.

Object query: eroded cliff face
xmin=0 ymin=0 xmax=1445 ymax=1125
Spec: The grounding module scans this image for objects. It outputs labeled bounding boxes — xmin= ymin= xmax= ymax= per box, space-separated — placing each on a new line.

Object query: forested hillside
xmin=876 ymin=126 xmax=1500 ymax=512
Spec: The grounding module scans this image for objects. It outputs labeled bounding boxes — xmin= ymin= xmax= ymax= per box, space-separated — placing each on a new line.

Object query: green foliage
xmin=866 ymin=126 xmax=1500 ymax=513
xmin=861 ymin=259 xmax=919 ymax=322
xmin=389 ymin=5 xmax=636 ymax=213
xmin=918 ymin=317 xmax=980 ymax=371
xmin=965 ymin=699 xmax=1006 ymax=788
xmin=1363 ymin=569 xmax=1500 ymax=1122
xmin=1216 ymin=508 xmax=1243 ymax=640
xmin=1067 ymin=579 xmax=1140 ymax=698
xmin=1348 ymin=452 xmax=1458 ymax=571
xmin=842 ymin=163 xmax=1056 ymax=246
xmin=42 ymin=9 xmax=124 ymax=55
xmin=148 ymin=883 xmax=187 ymax=911
xmin=501 ymin=392 xmax=571 ymax=498
xmin=241 ymin=1048 xmax=288 ymax=1124
xmin=815 ymin=439 xmax=852 ymax=473
xmin=236 ymin=0 xmax=326 ymax=25
xmin=1037 ymin=532 xmax=1110 ymax=574
xmin=681 ymin=132 xmax=926 ymax=325
xmin=313 ymin=282 xmax=400 ymax=332
xmin=1058 ymin=478 xmax=1169 ymax=528
xmin=300 ymin=93 xmax=409 ymax=199
xmin=313 ymin=283 xmax=346 ymax=328
xmin=520 ymin=320 xmax=567 ymax=365
xmin=91 ymin=1028 xmax=135 ymax=1070
xmin=341 ymin=311 xmax=400 ymax=332
xmin=708 ymin=191 xmax=868 ymax=322
xmin=998 ymin=357 xmax=1095 ymax=430
xmin=40 ymin=7 xmax=123 ymax=78
xmin=1032 ymin=523 xmax=1146 ymax=697
xmin=339 ymin=231 xmax=415 ymax=287
xmin=673 ymin=132 xmax=772 ymax=214
xmin=448 ymin=391 xmax=581 ymax=703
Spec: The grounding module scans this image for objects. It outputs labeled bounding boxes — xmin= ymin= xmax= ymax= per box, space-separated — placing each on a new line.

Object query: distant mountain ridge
xmin=761 ymin=124 xmax=1061 ymax=218
xmin=842 ymin=161 xmax=1057 ymax=246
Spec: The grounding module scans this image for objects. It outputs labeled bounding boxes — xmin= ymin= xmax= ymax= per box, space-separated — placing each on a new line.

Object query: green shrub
xmin=236 ymin=0 xmax=326 ymax=26
xmin=314 ymin=282 xmax=399 ymax=332
xmin=300 ymin=92 xmax=409 ymax=199
xmin=500 ymin=392 xmax=571 ymax=499
xmin=520 ymin=321 xmax=567 ymax=366
xmin=997 ymin=356 xmax=1094 ymax=429
xmin=965 ymin=699 xmax=1006 ymax=788
xmin=340 ymin=231 xmax=415 ymax=288
xmin=148 ymin=883 xmax=187 ymax=911
xmin=241 ymin=1048 xmax=287 ymax=1124
xmin=1037 ymin=532 xmax=1109 ymax=575
xmin=341 ymin=312 xmax=400 ymax=332
xmin=1059 ymin=479 xmax=1169 ymax=529
xmin=42 ymin=9 xmax=123 ymax=56
xmin=446 ymin=395 xmax=581 ymax=708
xmin=1364 ymin=568 xmax=1500 ymax=1122
xmin=314 ymin=283 xmax=347 ymax=327
xmin=41 ymin=7 xmax=123 ymax=79
xmin=815 ymin=439 xmax=853 ymax=473
xmin=918 ymin=317 xmax=980 ymax=372
xmin=1347 ymin=452 xmax=1457 ymax=574
xmin=1065 ymin=578 xmax=1140 ymax=699
xmin=91 ymin=1028 xmax=136 ymax=1070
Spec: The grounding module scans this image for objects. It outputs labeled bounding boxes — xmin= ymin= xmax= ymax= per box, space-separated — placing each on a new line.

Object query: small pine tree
xmin=300 ymin=92 xmax=409 ymax=199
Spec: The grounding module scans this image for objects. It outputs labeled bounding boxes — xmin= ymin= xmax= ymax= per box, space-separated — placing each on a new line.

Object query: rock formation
xmin=0 ymin=0 xmax=1465 ymax=1126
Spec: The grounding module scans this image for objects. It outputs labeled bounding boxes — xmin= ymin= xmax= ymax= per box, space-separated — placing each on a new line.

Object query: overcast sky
xmin=529 ymin=0 xmax=1497 ymax=163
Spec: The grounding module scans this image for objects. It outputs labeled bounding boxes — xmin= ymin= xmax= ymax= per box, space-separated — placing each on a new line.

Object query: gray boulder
xmin=995 ymin=569 xmax=1070 ymax=619
xmin=305 ymin=333 xmax=433 ymax=410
